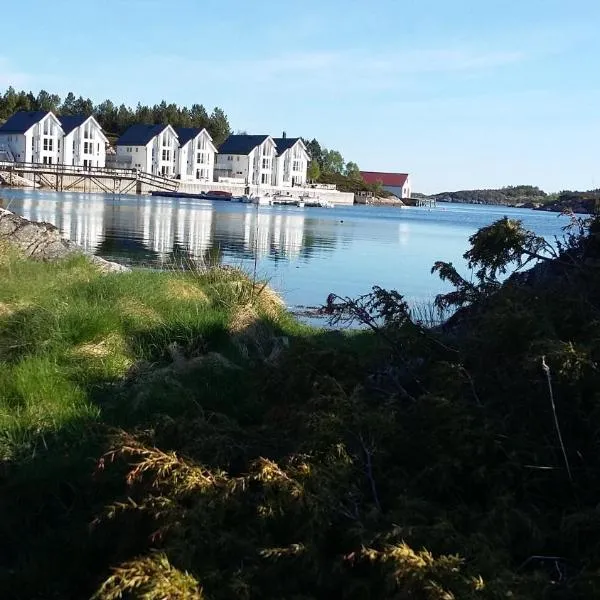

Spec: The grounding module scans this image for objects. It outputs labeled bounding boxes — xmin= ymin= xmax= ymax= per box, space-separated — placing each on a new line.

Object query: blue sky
xmin=1 ymin=0 xmax=599 ymax=193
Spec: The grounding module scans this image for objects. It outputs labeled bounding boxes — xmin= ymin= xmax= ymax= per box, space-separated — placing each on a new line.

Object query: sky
xmin=1 ymin=0 xmax=599 ymax=194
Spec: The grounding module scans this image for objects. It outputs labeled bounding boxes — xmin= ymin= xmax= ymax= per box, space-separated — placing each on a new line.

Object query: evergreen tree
xmin=305 ymin=138 xmax=323 ymax=168
xmin=321 ymin=149 xmax=345 ymax=174
xmin=0 ymin=87 xmax=18 ymax=120
xmin=72 ymin=96 xmax=94 ymax=116
xmin=208 ymin=107 xmax=231 ymax=146
xmin=307 ymin=160 xmax=321 ymax=181
xmin=60 ymin=92 xmax=77 ymax=115
xmin=35 ymin=90 xmax=61 ymax=113
xmin=345 ymin=161 xmax=360 ymax=179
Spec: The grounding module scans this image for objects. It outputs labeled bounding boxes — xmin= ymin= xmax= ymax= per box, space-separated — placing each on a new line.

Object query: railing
xmin=0 ymin=160 xmax=139 ymax=177
xmin=0 ymin=160 xmax=178 ymax=183
xmin=0 ymin=160 xmax=180 ymax=192
xmin=0 ymin=145 xmax=15 ymax=162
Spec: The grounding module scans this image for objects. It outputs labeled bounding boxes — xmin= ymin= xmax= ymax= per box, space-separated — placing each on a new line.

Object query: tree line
xmin=0 ymin=87 xmax=369 ymax=186
xmin=303 ymin=138 xmax=360 ymax=180
xmin=0 ymin=87 xmax=232 ymax=146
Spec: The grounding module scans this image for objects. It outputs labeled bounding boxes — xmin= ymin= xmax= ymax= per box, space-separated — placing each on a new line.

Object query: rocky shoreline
xmin=0 ymin=208 xmax=129 ymax=272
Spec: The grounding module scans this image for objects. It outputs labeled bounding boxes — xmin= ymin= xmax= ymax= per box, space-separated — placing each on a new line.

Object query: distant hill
xmin=430 ymin=185 xmax=548 ymax=207
xmin=535 ymin=190 xmax=600 ymax=214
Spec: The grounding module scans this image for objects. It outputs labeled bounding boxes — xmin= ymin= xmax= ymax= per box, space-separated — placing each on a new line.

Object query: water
xmin=0 ymin=189 xmax=570 ymax=310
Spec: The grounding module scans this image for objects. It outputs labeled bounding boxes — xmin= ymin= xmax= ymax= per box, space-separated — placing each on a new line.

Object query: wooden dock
xmin=0 ymin=161 xmax=179 ymax=194
xmin=415 ymin=196 xmax=437 ymax=208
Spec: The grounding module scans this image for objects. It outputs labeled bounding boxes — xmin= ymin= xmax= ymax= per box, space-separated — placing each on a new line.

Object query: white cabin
xmin=215 ymin=135 xmax=277 ymax=187
xmin=0 ymin=111 xmax=64 ymax=165
xmin=175 ymin=128 xmax=217 ymax=182
xmin=116 ymin=124 xmax=179 ymax=176
xmin=59 ymin=115 xmax=108 ymax=168
xmin=273 ymin=136 xmax=309 ymax=187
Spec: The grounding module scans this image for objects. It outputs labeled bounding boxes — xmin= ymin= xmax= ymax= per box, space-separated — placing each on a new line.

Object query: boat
xmin=149 ymin=189 xmax=233 ymax=201
xmin=149 ymin=190 xmax=206 ymax=199
xmin=303 ymin=197 xmax=334 ymax=208
xmin=252 ymin=195 xmax=272 ymax=206
xmin=202 ymin=190 xmax=233 ymax=201
xmin=271 ymin=195 xmax=305 ymax=208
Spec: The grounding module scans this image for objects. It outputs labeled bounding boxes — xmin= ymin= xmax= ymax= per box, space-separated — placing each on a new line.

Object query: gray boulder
xmin=0 ymin=208 xmax=129 ymax=272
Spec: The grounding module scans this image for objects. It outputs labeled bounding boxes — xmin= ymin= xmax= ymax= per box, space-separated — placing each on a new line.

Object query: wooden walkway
xmin=0 ymin=161 xmax=179 ymax=194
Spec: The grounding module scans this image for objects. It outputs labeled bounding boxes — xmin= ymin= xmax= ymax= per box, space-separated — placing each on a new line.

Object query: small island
xmin=417 ymin=185 xmax=600 ymax=214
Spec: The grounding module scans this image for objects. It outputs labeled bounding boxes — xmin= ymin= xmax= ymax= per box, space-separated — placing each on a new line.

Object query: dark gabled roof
xmin=360 ymin=171 xmax=409 ymax=187
xmin=58 ymin=115 xmax=90 ymax=135
xmin=273 ymin=137 xmax=302 ymax=155
xmin=175 ymin=127 xmax=206 ymax=147
xmin=0 ymin=111 xmax=51 ymax=133
xmin=116 ymin=124 xmax=171 ymax=146
xmin=218 ymin=134 xmax=269 ymax=155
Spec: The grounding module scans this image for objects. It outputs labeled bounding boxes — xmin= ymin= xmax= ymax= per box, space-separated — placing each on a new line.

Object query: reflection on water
xmin=0 ymin=190 xmax=569 ymax=309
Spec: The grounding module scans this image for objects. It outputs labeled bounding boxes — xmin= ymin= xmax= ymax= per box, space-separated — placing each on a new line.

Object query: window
xmin=84 ymin=142 xmax=89 ymax=154
xmin=228 ymin=155 xmax=233 ymax=161
xmin=97 ymin=143 xmax=100 ymax=153
xmin=73 ymin=140 xmax=75 ymax=152
xmin=197 ymin=137 xmax=206 ymax=150
xmin=48 ymin=156 xmax=52 ymax=165
xmin=261 ymin=173 xmax=269 ymax=184
xmin=135 ymin=147 xmax=138 ymax=152
xmin=262 ymin=158 xmax=269 ymax=169
xmin=262 ymin=145 xmax=270 ymax=156
xmin=236 ymin=156 xmax=240 ymax=162
xmin=162 ymin=149 xmax=170 ymax=161
xmin=293 ymin=160 xmax=300 ymax=171
xmin=43 ymin=156 xmax=48 ymax=164
xmin=31 ymin=138 xmax=35 ymax=151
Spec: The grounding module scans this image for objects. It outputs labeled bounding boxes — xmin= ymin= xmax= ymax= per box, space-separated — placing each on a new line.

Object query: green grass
xmin=0 ymin=249 xmax=318 ymax=597
xmin=0 ymin=252 xmax=288 ymax=461
xmin=7 ymin=229 xmax=600 ymax=599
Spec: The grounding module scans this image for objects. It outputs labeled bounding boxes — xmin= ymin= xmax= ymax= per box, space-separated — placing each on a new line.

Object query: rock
xmin=0 ymin=170 xmax=38 ymax=188
xmin=0 ymin=208 xmax=129 ymax=272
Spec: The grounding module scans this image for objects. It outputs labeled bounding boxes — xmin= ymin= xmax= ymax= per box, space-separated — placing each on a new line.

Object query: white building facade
xmin=215 ymin=135 xmax=277 ymax=187
xmin=175 ymin=128 xmax=217 ymax=181
xmin=116 ymin=124 xmax=179 ymax=176
xmin=60 ymin=116 xmax=107 ymax=168
xmin=0 ymin=111 xmax=64 ymax=165
xmin=273 ymin=137 xmax=309 ymax=187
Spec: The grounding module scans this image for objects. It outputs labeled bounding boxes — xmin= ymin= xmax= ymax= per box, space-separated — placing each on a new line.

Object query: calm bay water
xmin=0 ymin=189 xmax=569 ymax=309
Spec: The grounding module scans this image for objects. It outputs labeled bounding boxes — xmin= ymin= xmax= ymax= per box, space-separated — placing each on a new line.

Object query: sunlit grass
xmin=0 ymin=251 xmax=289 ymax=462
